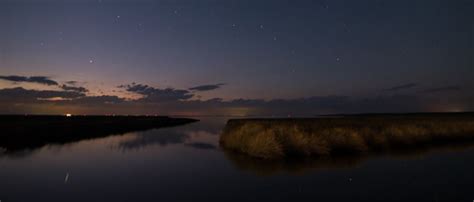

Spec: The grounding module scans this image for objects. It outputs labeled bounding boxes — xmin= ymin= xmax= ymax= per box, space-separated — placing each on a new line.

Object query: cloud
xmin=120 ymin=83 xmax=194 ymax=102
xmin=0 ymin=81 xmax=471 ymax=115
xmin=60 ymin=84 xmax=88 ymax=93
xmin=66 ymin=95 xmax=125 ymax=105
xmin=65 ymin=81 xmax=79 ymax=85
xmin=421 ymin=85 xmax=461 ymax=93
xmin=189 ymin=83 xmax=226 ymax=92
xmin=0 ymin=75 xmax=58 ymax=86
xmin=0 ymin=87 xmax=85 ymax=103
xmin=383 ymin=83 xmax=418 ymax=91
xmin=0 ymin=75 xmax=89 ymax=94
xmin=145 ymin=94 xmax=425 ymax=116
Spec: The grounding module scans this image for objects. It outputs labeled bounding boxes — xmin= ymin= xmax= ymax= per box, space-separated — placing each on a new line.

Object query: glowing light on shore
xmin=66 ymin=114 xmax=72 ymax=117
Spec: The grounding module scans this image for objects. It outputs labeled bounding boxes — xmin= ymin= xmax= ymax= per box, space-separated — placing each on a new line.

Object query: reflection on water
xmin=111 ymin=120 xmax=221 ymax=152
xmin=0 ymin=118 xmax=220 ymax=158
xmin=184 ymin=142 xmax=217 ymax=150
xmin=0 ymin=116 xmax=197 ymax=155
xmin=224 ymin=143 xmax=474 ymax=176
xmin=115 ymin=130 xmax=189 ymax=150
xmin=111 ymin=128 xmax=220 ymax=152
xmin=224 ymin=150 xmax=363 ymax=176
xmin=1 ymin=118 xmax=474 ymax=202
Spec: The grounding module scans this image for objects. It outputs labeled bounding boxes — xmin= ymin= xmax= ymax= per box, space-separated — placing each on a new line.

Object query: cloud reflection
xmin=115 ymin=129 xmax=189 ymax=150
xmin=184 ymin=142 xmax=217 ymax=150
xmin=114 ymin=123 xmax=221 ymax=152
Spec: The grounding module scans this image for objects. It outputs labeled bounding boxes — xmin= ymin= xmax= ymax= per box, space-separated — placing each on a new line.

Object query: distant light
xmin=66 ymin=114 xmax=72 ymax=117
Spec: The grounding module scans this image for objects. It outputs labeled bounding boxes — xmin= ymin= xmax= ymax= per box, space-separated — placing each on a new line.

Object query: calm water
xmin=1 ymin=118 xmax=474 ymax=202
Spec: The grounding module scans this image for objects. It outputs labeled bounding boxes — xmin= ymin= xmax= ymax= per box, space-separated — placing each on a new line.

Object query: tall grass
xmin=219 ymin=114 xmax=474 ymax=159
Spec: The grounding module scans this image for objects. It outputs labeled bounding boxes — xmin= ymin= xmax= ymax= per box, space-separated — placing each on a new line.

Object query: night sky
xmin=0 ymin=0 xmax=473 ymax=116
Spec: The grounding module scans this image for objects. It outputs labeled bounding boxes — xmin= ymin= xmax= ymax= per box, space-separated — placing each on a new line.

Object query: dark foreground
xmin=1 ymin=117 xmax=474 ymax=202
xmin=0 ymin=115 xmax=198 ymax=152
xmin=220 ymin=113 xmax=474 ymax=159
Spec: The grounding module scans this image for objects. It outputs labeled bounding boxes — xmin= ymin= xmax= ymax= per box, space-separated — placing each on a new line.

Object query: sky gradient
xmin=0 ymin=0 xmax=473 ymax=116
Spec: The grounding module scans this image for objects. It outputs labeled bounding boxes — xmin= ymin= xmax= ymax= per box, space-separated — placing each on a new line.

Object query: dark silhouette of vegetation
xmin=0 ymin=115 xmax=198 ymax=152
xmin=220 ymin=113 xmax=474 ymax=159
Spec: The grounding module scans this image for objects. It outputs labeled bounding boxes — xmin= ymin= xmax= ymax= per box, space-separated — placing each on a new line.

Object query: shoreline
xmin=0 ymin=115 xmax=198 ymax=152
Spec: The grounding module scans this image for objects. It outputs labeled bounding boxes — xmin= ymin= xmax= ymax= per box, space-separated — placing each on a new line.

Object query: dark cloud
xmin=383 ymin=83 xmax=418 ymax=91
xmin=150 ymin=94 xmax=425 ymax=116
xmin=0 ymin=81 xmax=471 ymax=115
xmin=121 ymin=83 xmax=194 ymax=102
xmin=0 ymin=75 xmax=58 ymax=86
xmin=189 ymin=83 xmax=226 ymax=92
xmin=65 ymin=81 xmax=78 ymax=85
xmin=422 ymin=86 xmax=461 ymax=93
xmin=0 ymin=75 xmax=88 ymax=93
xmin=0 ymin=87 xmax=85 ymax=103
xmin=66 ymin=95 xmax=125 ymax=105
xmin=60 ymin=85 xmax=88 ymax=93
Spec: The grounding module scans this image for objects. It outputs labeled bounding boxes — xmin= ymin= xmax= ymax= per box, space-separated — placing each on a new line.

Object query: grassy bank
xmin=219 ymin=113 xmax=474 ymax=159
xmin=0 ymin=115 xmax=198 ymax=152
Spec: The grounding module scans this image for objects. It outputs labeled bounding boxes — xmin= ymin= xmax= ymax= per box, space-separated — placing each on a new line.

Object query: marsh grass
xmin=219 ymin=113 xmax=474 ymax=159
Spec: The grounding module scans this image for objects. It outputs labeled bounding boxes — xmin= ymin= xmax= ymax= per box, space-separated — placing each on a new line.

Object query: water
xmin=1 ymin=118 xmax=474 ymax=202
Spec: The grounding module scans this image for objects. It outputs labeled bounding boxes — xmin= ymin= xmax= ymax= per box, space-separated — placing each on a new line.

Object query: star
xmin=343 ymin=23 xmax=351 ymax=32
xmin=116 ymin=15 xmax=121 ymax=19
xmin=336 ymin=57 xmax=341 ymax=62
xmin=64 ymin=172 xmax=69 ymax=183
xmin=89 ymin=59 xmax=94 ymax=64
xmin=259 ymin=24 xmax=264 ymax=29
xmin=273 ymin=36 xmax=277 ymax=41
